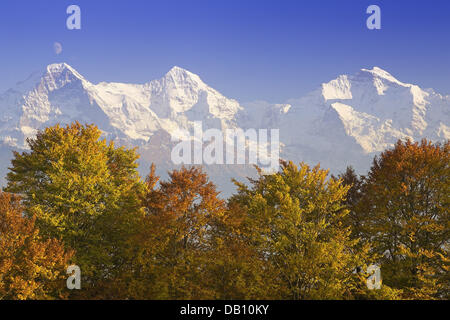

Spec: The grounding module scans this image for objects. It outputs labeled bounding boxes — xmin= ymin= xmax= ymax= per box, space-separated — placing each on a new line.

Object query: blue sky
xmin=1 ymin=0 xmax=449 ymax=102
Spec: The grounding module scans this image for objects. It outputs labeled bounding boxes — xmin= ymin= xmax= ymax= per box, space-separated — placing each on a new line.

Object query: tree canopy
xmin=0 ymin=192 xmax=72 ymax=300
xmin=357 ymin=139 xmax=449 ymax=299
xmin=5 ymin=122 xmax=145 ymax=298
xmin=1 ymin=121 xmax=447 ymax=300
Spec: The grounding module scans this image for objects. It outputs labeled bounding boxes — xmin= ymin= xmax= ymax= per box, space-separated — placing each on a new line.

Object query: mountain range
xmin=1 ymin=63 xmax=448 ymax=195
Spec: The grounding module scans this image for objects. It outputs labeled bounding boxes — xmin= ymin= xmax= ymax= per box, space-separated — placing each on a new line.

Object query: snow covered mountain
xmin=0 ymin=63 xmax=241 ymax=149
xmin=0 ymin=63 xmax=448 ymax=194
xmin=275 ymin=67 xmax=449 ymax=174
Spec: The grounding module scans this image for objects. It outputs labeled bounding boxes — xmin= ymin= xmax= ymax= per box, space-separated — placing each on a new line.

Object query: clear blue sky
xmin=1 ymin=0 xmax=449 ymax=102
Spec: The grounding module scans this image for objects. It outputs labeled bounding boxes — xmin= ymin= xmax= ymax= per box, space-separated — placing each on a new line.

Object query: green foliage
xmin=5 ymin=122 xmax=145 ymax=298
xmin=226 ymin=161 xmax=372 ymax=299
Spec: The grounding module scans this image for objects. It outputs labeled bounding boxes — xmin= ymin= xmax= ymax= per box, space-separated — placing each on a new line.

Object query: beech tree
xmin=5 ymin=122 xmax=145 ymax=298
xmin=228 ymin=161 xmax=372 ymax=299
xmin=135 ymin=165 xmax=225 ymax=299
xmin=358 ymin=139 xmax=449 ymax=299
xmin=0 ymin=192 xmax=72 ymax=300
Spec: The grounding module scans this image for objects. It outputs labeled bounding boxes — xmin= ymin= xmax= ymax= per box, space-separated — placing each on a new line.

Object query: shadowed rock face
xmin=0 ymin=63 xmax=448 ymax=196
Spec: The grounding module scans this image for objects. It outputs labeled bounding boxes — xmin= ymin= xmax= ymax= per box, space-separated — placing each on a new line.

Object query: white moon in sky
xmin=53 ymin=42 xmax=63 ymax=55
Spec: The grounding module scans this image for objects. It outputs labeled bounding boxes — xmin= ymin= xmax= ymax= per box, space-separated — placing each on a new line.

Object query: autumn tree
xmin=0 ymin=192 xmax=73 ymax=300
xmin=333 ymin=166 xmax=366 ymax=240
xmin=135 ymin=165 xmax=225 ymax=299
xmin=5 ymin=122 xmax=145 ymax=298
xmin=228 ymin=161 xmax=372 ymax=299
xmin=207 ymin=196 xmax=278 ymax=299
xmin=358 ymin=139 xmax=449 ymax=299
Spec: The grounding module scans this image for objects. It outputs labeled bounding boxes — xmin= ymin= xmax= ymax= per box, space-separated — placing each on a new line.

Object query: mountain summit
xmin=0 ymin=63 xmax=448 ymax=193
xmin=0 ymin=64 xmax=242 ymax=148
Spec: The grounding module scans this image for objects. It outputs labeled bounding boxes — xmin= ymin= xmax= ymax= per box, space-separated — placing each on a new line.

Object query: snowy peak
xmin=360 ymin=66 xmax=407 ymax=86
xmin=322 ymin=75 xmax=353 ymax=101
xmin=164 ymin=66 xmax=204 ymax=85
xmin=9 ymin=63 xmax=86 ymax=95
xmin=322 ymin=67 xmax=411 ymax=101
xmin=147 ymin=65 xmax=242 ymax=121
xmin=41 ymin=63 xmax=88 ymax=91
xmin=0 ymin=63 xmax=244 ymax=148
xmin=46 ymin=63 xmax=84 ymax=79
xmin=288 ymin=67 xmax=449 ymax=155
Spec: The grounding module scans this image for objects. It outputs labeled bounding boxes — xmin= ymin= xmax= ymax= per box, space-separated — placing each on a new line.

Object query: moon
xmin=53 ymin=42 xmax=63 ymax=55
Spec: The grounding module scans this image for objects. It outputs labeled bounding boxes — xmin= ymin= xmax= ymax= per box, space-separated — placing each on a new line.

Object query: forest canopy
xmin=1 ymin=122 xmax=448 ymax=300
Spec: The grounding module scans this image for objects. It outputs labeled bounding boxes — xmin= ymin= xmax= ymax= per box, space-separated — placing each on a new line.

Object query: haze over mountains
xmin=0 ymin=63 xmax=448 ymax=195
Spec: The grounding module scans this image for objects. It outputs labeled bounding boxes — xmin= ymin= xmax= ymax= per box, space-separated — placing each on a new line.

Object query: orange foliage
xmin=0 ymin=192 xmax=73 ymax=300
